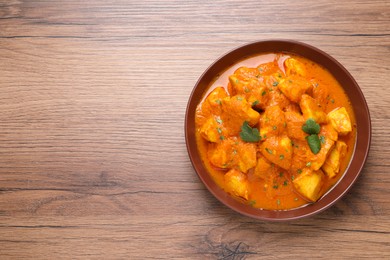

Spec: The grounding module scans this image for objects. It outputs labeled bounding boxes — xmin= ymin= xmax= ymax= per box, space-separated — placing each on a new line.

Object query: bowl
xmin=185 ymin=40 xmax=371 ymax=221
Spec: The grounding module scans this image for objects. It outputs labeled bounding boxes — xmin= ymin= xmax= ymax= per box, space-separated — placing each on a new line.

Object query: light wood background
xmin=0 ymin=0 xmax=389 ymax=259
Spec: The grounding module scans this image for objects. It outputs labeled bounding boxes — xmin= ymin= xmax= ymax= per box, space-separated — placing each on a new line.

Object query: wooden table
xmin=0 ymin=0 xmax=389 ymax=258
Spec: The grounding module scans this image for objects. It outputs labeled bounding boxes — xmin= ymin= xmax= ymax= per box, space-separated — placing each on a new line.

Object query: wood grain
xmin=0 ymin=0 xmax=389 ymax=258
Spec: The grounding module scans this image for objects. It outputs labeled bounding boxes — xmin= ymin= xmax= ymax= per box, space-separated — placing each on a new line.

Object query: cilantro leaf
xmin=240 ymin=121 xmax=261 ymax=142
xmin=302 ymin=118 xmax=320 ymax=135
xmin=306 ymin=134 xmax=321 ymax=154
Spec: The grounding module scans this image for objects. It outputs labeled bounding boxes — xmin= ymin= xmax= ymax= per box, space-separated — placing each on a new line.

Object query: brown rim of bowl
xmin=185 ymin=39 xmax=371 ymax=221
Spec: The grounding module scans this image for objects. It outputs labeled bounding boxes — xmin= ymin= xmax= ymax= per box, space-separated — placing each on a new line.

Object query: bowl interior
xmin=185 ymin=40 xmax=371 ymax=221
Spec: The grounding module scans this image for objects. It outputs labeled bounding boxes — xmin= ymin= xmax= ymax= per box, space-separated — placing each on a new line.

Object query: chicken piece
xmin=293 ymin=168 xmax=324 ymax=202
xmin=284 ymin=58 xmax=307 ymax=77
xmin=309 ymin=135 xmax=335 ymax=171
xmin=285 ymin=111 xmax=307 ymax=141
xmin=199 ymin=116 xmax=221 ymax=142
xmin=224 ymin=169 xmax=250 ymax=200
xmin=220 ymin=95 xmax=260 ymax=136
xmin=278 ymin=76 xmax=311 ymax=103
xmin=312 ymin=83 xmax=330 ymax=110
xmin=300 ymin=94 xmax=327 ymax=124
xmin=327 ymin=107 xmax=352 ymax=135
xmin=320 ymin=123 xmax=338 ymax=142
xmin=259 ymin=105 xmax=286 ymax=139
xmin=284 ymin=102 xmax=301 ymax=113
xmin=195 ymin=87 xmax=228 ymax=126
xmin=254 ymin=156 xmax=272 ymax=179
xmin=228 ymin=75 xmax=267 ymax=109
xmin=235 ymin=142 xmax=258 ymax=173
xmin=322 ymin=141 xmax=348 ymax=178
xmin=264 ymin=85 xmax=292 ymax=110
xmin=290 ymin=139 xmax=311 ymax=173
xmin=208 ymin=137 xmax=257 ymax=173
xmin=257 ymin=60 xmax=282 ymax=77
xmin=260 ymin=135 xmax=292 ymax=170
xmin=290 ymin=126 xmax=335 ymax=172
xmin=233 ymin=66 xmax=261 ymax=79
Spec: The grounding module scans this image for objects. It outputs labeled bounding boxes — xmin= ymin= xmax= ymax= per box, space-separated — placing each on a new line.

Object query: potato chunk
xmin=322 ymin=141 xmax=348 ymax=178
xmin=293 ymin=168 xmax=324 ymax=202
xmin=284 ymin=58 xmax=307 ymax=77
xmin=300 ymin=94 xmax=327 ymax=124
xmin=208 ymin=138 xmax=257 ymax=173
xmin=278 ymin=76 xmax=311 ymax=103
xmin=224 ymin=169 xmax=250 ymax=200
xmin=260 ymin=135 xmax=292 ymax=170
xmin=327 ymin=107 xmax=352 ymax=135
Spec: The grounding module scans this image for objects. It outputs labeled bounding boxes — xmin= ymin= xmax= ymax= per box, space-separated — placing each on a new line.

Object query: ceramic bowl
xmin=185 ymin=40 xmax=371 ymax=221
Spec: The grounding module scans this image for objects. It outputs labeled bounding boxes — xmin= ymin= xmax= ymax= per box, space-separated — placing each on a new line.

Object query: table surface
xmin=0 ymin=0 xmax=389 ymax=259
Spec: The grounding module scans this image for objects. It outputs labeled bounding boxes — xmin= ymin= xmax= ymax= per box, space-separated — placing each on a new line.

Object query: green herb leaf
xmin=319 ymin=135 xmax=325 ymax=144
xmin=302 ymin=118 xmax=320 ymax=135
xmin=252 ymin=100 xmax=259 ymax=106
xmin=273 ymin=81 xmax=279 ymax=86
xmin=239 ymin=121 xmax=261 ymax=142
xmin=306 ymin=134 xmax=321 ymax=154
xmin=265 ymin=148 xmax=273 ymax=154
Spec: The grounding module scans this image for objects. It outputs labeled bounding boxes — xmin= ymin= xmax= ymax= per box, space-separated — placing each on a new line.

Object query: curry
xmin=195 ymin=53 xmax=356 ymax=210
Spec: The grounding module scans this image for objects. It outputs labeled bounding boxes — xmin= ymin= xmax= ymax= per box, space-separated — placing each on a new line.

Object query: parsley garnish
xmin=302 ymin=118 xmax=320 ymax=135
xmin=306 ymin=135 xmax=321 ymax=154
xmin=239 ymin=121 xmax=261 ymax=142
xmin=302 ymin=119 xmax=321 ymax=154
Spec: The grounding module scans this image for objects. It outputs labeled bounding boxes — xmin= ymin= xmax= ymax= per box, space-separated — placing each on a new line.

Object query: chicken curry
xmin=195 ymin=53 xmax=356 ymax=210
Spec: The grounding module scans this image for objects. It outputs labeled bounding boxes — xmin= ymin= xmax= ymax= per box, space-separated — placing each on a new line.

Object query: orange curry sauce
xmin=195 ymin=53 xmax=356 ymax=210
